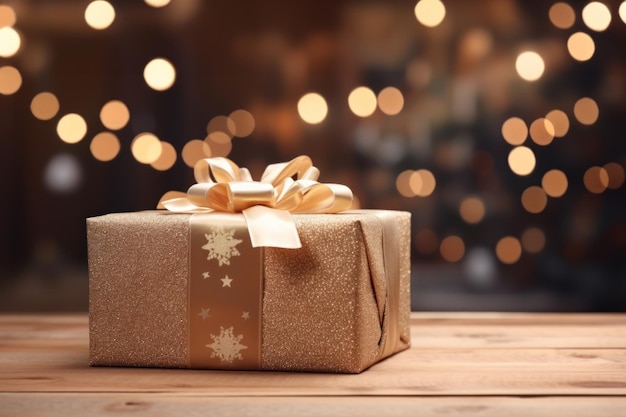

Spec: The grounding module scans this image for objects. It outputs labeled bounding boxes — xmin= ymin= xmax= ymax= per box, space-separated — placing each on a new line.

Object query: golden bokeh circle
xmin=30 ymin=92 xmax=60 ymax=120
xmin=151 ymin=141 xmax=177 ymax=171
xmin=549 ymin=2 xmax=576 ymax=29
xmin=131 ymin=132 xmax=163 ymax=164
xmin=182 ymin=139 xmax=211 ymax=168
xmin=508 ymin=146 xmax=536 ymax=176
xmin=521 ymin=227 xmax=546 ymax=254
xmin=542 ymin=169 xmax=568 ymax=198
xmin=100 ymin=100 xmax=130 ymax=130
xmin=521 ymin=186 xmax=548 ymax=213
xmin=495 ymin=236 xmax=522 ymax=264
xmin=90 ymin=132 xmax=121 ymax=162
xmin=0 ymin=65 xmax=21 ymax=95
xmin=57 ymin=113 xmax=88 ymax=144
xmin=501 ymin=117 xmax=528 ymax=145
xmin=459 ymin=196 xmax=486 ymax=224
xmin=440 ymin=235 xmax=465 ymax=262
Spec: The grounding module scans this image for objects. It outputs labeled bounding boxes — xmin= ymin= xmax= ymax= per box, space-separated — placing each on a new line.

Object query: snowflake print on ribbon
xmin=201 ymin=225 xmax=243 ymax=266
xmin=206 ymin=326 xmax=248 ymax=363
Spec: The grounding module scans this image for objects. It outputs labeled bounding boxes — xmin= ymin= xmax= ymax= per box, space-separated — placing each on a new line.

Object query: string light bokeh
xmin=1 ymin=0 xmax=625 ymax=312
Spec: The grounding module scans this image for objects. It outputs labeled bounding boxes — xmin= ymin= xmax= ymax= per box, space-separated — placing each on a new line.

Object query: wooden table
xmin=1 ymin=312 xmax=626 ymax=416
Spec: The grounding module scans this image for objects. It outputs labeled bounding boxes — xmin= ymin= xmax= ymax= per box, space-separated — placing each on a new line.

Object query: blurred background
xmin=1 ymin=0 xmax=625 ymax=312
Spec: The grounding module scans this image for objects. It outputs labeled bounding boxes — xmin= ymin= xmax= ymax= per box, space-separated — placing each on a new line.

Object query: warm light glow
xmin=508 ymin=146 xmax=536 ymax=176
xmin=207 ymin=131 xmax=231 ymax=144
xmin=377 ymin=87 xmax=404 ymax=116
xmin=582 ymin=2 xmax=612 ymax=32
xmin=100 ymin=100 xmax=130 ymax=130
xmin=0 ymin=26 xmax=20 ymax=57
xmin=414 ymin=0 xmax=446 ymax=28
xmin=85 ymin=1 xmax=116 ymax=30
xmin=549 ymin=2 xmax=576 ymax=29
xmin=396 ymin=170 xmax=416 ymax=197
xmin=501 ymin=117 xmax=528 ymax=145
xmin=143 ymin=58 xmax=176 ymax=91
xmin=529 ymin=118 xmax=555 ymax=146
xmin=515 ymin=51 xmax=545 ymax=82
xmin=297 ymin=93 xmax=328 ymax=124
xmin=414 ymin=169 xmax=436 ymax=197
xmin=545 ymin=109 xmax=570 ymax=137
xmin=207 ymin=115 xmax=236 ymax=136
xmin=440 ymin=235 xmax=465 ymax=263
xmin=205 ymin=138 xmax=232 ymax=158
xmin=414 ymin=229 xmax=439 ymax=255
xmin=30 ymin=92 xmax=60 ymax=120
xmin=583 ymin=166 xmax=609 ymax=194
xmin=145 ymin=0 xmax=171 ymax=7
xmin=56 ymin=113 xmax=88 ymax=144
xmin=620 ymin=1 xmax=626 ymax=24
xmin=131 ymin=133 xmax=163 ymax=164
xmin=229 ymin=109 xmax=255 ymax=137
xmin=604 ymin=162 xmax=625 ymax=189
xmin=0 ymin=5 xmax=17 ymax=28
xmin=521 ymin=227 xmax=546 ymax=254
xmin=574 ymin=97 xmax=599 ymax=125
xmin=0 ymin=65 xmax=22 ymax=95
xmin=409 ymin=171 xmax=422 ymax=196
xmin=182 ymin=139 xmax=211 ymax=167
xmin=542 ymin=169 xmax=568 ymax=197
xmin=459 ymin=196 xmax=486 ymax=224
xmin=495 ymin=236 xmax=522 ymax=264
xmin=90 ymin=132 xmax=120 ymax=162
xmin=521 ymin=186 xmax=548 ymax=214
xmin=151 ymin=141 xmax=177 ymax=171
xmin=567 ymin=32 xmax=595 ymax=61
xmin=348 ymin=87 xmax=377 ymax=118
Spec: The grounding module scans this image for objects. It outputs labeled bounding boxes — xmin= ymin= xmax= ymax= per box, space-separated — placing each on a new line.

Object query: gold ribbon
xmin=158 ymin=155 xmax=353 ymax=248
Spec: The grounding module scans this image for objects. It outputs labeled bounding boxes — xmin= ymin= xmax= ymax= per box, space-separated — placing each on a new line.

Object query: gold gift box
xmin=87 ymin=210 xmax=411 ymax=373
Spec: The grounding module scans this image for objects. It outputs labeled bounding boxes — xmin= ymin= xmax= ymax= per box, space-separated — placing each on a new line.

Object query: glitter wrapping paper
xmin=88 ymin=210 xmax=411 ymax=373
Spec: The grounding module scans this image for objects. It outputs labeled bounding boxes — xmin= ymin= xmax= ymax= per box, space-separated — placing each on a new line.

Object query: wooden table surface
xmin=1 ymin=312 xmax=626 ymax=416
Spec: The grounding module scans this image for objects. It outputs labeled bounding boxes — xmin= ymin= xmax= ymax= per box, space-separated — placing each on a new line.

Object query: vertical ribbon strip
xmin=188 ymin=213 xmax=263 ymax=370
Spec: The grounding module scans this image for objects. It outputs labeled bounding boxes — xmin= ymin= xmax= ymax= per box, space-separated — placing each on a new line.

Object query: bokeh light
xmin=44 ymin=153 xmax=82 ymax=193
xmin=0 ymin=66 xmax=22 ymax=95
xmin=207 ymin=131 xmax=231 ymax=144
xmin=582 ymin=2 xmax=612 ymax=32
xmin=542 ymin=169 xmax=568 ymax=197
xmin=440 ymin=235 xmax=465 ymax=262
xmin=56 ymin=113 xmax=87 ymax=144
xmin=151 ymin=141 xmax=177 ymax=171
xmin=414 ymin=0 xmax=446 ymax=28
xmin=495 ymin=236 xmax=522 ymax=264
xmin=603 ymin=162 xmax=625 ymax=189
xmin=521 ymin=186 xmax=548 ymax=213
xmin=459 ymin=196 xmax=486 ymax=224
xmin=574 ymin=97 xmax=599 ymax=125
xmin=0 ymin=26 xmax=20 ymax=57
xmin=529 ymin=118 xmax=555 ymax=146
xmin=413 ymin=169 xmax=436 ymax=197
xmin=508 ymin=146 xmax=536 ymax=176
xmin=464 ymin=247 xmax=497 ymax=289
xmin=229 ymin=109 xmax=255 ymax=137
xmin=545 ymin=109 xmax=570 ymax=137
xmin=182 ymin=139 xmax=211 ymax=167
xmin=145 ymin=0 xmax=171 ymax=7
xmin=549 ymin=2 xmax=576 ymax=29
xmin=414 ymin=228 xmax=439 ymax=255
xmin=501 ymin=117 xmax=528 ymax=145
xmin=297 ymin=93 xmax=328 ymax=124
xmin=396 ymin=170 xmax=415 ymax=197
xmin=0 ymin=5 xmax=17 ymax=28
xmin=207 ymin=115 xmax=236 ymax=136
xmin=348 ymin=86 xmax=377 ymax=117
xmin=143 ymin=58 xmax=176 ymax=91
xmin=567 ymin=32 xmax=595 ymax=61
xmin=30 ymin=92 xmax=60 ymax=120
xmin=90 ymin=132 xmax=121 ymax=162
xmin=131 ymin=133 xmax=163 ymax=164
xmin=100 ymin=100 xmax=130 ymax=130
xmin=205 ymin=134 xmax=232 ymax=157
xmin=521 ymin=227 xmax=546 ymax=254
xmin=620 ymin=2 xmax=626 ymax=24
xmin=583 ymin=166 xmax=609 ymax=194
xmin=515 ymin=51 xmax=545 ymax=82
xmin=377 ymin=87 xmax=404 ymax=116
xmin=84 ymin=1 xmax=116 ymax=30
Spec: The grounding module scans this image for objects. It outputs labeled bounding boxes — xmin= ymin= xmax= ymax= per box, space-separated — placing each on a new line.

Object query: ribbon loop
xmin=159 ymin=155 xmax=354 ymax=248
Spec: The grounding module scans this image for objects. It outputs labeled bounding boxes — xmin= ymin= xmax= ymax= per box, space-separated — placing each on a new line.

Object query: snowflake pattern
xmin=205 ymin=326 xmax=248 ymax=363
xmin=201 ymin=225 xmax=242 ymax=266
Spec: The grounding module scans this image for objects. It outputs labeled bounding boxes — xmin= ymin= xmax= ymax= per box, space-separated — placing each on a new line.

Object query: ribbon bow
xmin=158 ymin=155 xmax=353 ymax=248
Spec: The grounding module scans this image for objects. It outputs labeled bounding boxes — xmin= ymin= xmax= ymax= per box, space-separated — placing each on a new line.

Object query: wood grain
xmin=1 ymin=313 xmax=625 ymax=416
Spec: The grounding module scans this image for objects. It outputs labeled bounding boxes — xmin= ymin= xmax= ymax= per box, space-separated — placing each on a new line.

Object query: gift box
xmin=88 ymin=156 xmax=411 ymax=373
